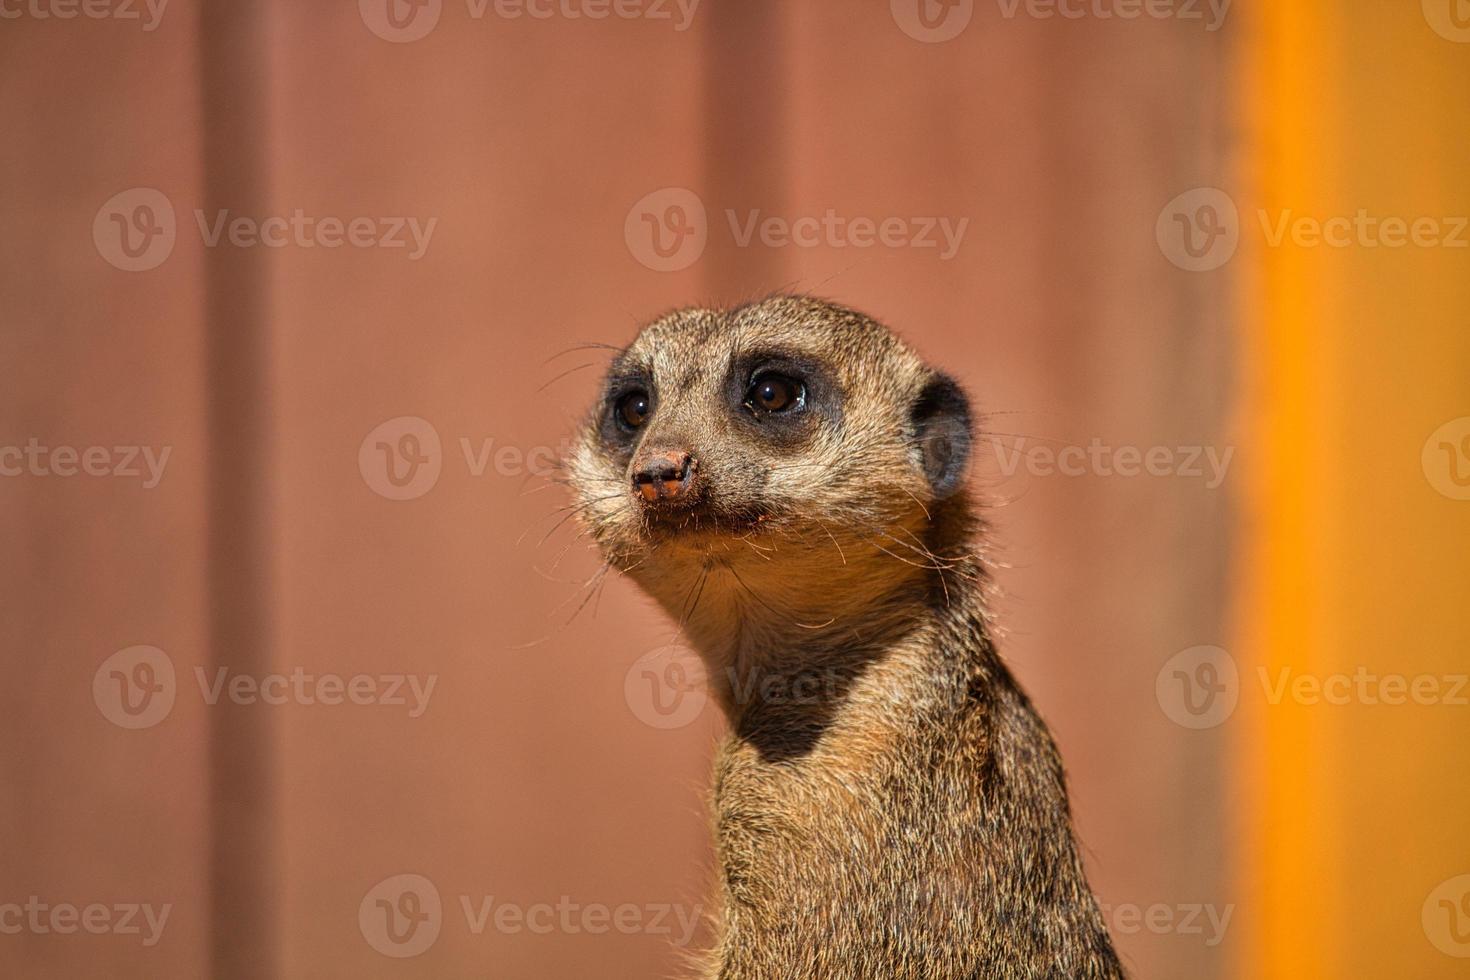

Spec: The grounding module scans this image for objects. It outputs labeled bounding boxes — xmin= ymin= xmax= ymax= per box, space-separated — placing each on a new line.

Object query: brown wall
xmin=1 ymin=2 xmax=1236 ymax=977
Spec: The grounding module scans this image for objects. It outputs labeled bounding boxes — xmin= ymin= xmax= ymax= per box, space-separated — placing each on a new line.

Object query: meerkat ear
xmin=911 ymin=374 xmax=972 ymax=499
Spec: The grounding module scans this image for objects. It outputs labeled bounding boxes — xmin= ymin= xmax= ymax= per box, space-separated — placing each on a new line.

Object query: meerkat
xmin=567 ymin=295 xmax=1124 ymax=979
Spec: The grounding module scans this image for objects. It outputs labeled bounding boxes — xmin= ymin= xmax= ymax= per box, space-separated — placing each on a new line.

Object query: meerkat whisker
xmin=535 ymin=360 xmax=598 ymax=393
xmin=532 ymin=494 xmax=625 ymax=547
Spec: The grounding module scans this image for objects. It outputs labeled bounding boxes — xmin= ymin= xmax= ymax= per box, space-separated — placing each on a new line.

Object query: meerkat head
xmin=567 ymin=295 xmax=973 ymax=638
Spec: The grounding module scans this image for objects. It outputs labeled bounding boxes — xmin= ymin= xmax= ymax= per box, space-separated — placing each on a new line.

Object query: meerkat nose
xmin=632 ymin=449 xmax=696 ymax=504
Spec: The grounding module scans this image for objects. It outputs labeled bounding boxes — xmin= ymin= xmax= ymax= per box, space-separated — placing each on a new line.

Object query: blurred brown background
xmin=3 ymin=1 xmax=1465 ymax=978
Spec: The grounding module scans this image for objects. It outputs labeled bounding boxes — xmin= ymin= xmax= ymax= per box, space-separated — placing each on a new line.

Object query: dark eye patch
xmin=599 ymin=366 xmax=655 ymax=452
xmin=726 ymin=348 xmax=840 ymax=447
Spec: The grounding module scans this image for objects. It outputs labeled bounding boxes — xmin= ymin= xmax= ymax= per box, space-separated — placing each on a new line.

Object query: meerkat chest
xmin=712 ymin=736 xmax=962 ymax=902
xmin=709 ymin=737 xmax=997 ymax=979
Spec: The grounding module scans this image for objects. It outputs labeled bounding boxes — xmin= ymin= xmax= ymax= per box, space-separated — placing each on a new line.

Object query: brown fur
xmin=568 ymin=296 xmax=1123 ymax=978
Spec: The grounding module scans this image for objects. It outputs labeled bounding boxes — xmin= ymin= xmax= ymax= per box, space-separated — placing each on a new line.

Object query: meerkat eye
xmin=615 ymin=390 xmax=652 ymax=429
xmin=745 ymin=373 xmax=805 ymax=414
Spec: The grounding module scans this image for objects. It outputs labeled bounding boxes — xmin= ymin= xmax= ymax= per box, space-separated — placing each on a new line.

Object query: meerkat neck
xmin=681 ymin=503 xmax=991 ymax=764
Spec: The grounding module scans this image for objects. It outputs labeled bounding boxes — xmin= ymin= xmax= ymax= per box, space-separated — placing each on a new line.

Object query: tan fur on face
xmin=569 ymin=297 xmax=941 ymax=648
xmin=568 ymin=296 xmax=1123 ymax=979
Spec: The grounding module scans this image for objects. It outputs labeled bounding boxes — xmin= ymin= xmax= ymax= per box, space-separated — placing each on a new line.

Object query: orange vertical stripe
xmin=1242 ymin=2 xmax=1470 ymax=977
